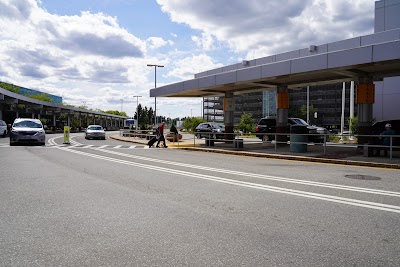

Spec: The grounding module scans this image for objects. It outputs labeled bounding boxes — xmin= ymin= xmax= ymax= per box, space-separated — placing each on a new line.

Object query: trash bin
xmin=234 ymin=139 xmax=243 ymax=149
xmin=290 ymin=125 xmax=308 ymax=153
xmin=205 ymin=139 xmax=214 ymax=146
xmin=363 ymin=143 xmax=374 ymax=157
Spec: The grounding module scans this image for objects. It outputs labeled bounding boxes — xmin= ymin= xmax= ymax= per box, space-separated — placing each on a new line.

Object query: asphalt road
xmin=1 ymin=132 xmax=400 ymax=266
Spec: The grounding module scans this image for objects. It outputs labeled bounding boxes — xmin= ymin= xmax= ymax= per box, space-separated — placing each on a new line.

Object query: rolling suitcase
xmin=147 ymin=136 xmax=158 ymax=147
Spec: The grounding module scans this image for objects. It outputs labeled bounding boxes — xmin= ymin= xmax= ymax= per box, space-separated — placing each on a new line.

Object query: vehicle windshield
xmin=212 ymin=124 xmax=224 ymax=128
xmin=258 ymin=119 xmax=275 ymax=126
xmin=13 ymin=120 xmax=42 ymax=128
xmin=88 ymin=126 xmax=103 ymax=130
xmin=291 ymin=118 xmax=309 ymax=126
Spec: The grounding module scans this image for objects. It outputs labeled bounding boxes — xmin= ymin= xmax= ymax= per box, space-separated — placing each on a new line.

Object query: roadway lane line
xmin=98 ymin=145 xmax=109 ymax=149
xmin=48 ymin=136 xmax=400 ymax=197
xmin=52 ymin=145 xmax=400 ymax=214
xmin=114 ymin=145 xmax=122 ymax=149
xmin=93 ymin=147 xmax=400 ymax=198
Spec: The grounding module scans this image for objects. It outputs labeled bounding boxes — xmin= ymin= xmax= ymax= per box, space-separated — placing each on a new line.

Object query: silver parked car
xmin=85 ymin=125 xmax=106 ymax=140
xmin=0 ymin=120 xmax=8 ymax=137
xmin=10 ymin=118 xmax=46 ymax=146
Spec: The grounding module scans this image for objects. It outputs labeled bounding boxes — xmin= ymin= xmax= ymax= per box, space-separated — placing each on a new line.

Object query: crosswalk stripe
xmin=0 ymin=144 xmax=149 ymax=149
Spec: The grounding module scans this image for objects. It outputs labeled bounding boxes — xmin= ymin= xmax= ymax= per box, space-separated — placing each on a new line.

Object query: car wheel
xmin=212 ymin=134 xmax=217 ymax=139
xmin=262 ymin=135 xmax=268 ymax=142
xmin=10 ymin=142 xmax=15 ymax=146
xmin=2 ymin=130 xmax=6 ymax=137
xmin=196 ymin=133 xmax=201 ymax=139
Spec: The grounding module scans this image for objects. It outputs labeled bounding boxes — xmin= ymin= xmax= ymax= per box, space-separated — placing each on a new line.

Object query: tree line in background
xmin=2 ymin=81 xmax=359 ymax=133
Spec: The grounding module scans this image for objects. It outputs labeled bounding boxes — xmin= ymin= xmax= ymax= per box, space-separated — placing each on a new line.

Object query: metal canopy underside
xmin=151 ymin=39 xmax=400 ymax=98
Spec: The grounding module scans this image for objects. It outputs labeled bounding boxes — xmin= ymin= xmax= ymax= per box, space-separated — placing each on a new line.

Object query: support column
xmin=0 ymin=110 xmax=3 ymax=120
xmin=52 ymin=115 xmax=56 ymax=131
xmin=67 ymin=116 xmax=71 ymax=127
xmin=357 ymin=78 xmax=375 ymax=145
xmin=276 ymin=85 xmax=289 ymax=143
xmin=224 ymin=92 xmax=234 ymax=140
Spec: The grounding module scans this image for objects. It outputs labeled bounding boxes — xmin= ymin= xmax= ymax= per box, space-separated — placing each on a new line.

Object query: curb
xmin=110 ymin=136 xmax=400 ymax=170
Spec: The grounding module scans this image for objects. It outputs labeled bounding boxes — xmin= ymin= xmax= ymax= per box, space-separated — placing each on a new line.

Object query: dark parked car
xmin=195 ymin=122 xmax=225 ymax=139
xmin=255 ymin=117 xmax=328 ymax=142
xmin=9 ymin=118 xmax=46 ymax=146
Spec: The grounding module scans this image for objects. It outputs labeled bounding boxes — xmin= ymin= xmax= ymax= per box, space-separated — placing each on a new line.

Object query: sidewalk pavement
xmin=110 ymin=133 xmax=400 ymax=170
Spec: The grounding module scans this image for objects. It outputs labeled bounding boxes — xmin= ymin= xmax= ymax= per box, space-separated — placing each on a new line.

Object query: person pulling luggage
xmin=156 ymin=121 xmax=167 ymax=148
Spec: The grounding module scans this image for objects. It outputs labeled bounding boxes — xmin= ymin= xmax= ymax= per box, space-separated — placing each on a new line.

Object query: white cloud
xmin=146 ymin=37 xmax=174 ymax=49
xmin=0 ymin=0 xmax=378 ymax=119
xmin=157 ymin=0 xmax=375 ymax=56
xmin=191 ymin=32 xmax=215 ymax=51
xmin=0 ymin=0 xmax=158 ymax=116
xmin=166 ymin=54 xmax=224 ymax=80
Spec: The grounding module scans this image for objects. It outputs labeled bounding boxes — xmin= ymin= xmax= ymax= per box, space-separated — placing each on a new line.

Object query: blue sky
xmin=0 ymin=0 xmax=376 ymax=118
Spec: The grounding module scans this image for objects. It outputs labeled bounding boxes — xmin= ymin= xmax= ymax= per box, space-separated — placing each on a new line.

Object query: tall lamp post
xmin=147 ymin=64 xmax=164 ymax=125
xmin=133 ymin=95 xmax=142 ymax=131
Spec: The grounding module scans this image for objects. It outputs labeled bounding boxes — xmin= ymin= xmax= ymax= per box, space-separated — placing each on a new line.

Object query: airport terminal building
xmin=202 ymin=0 xmax=400 ymax=128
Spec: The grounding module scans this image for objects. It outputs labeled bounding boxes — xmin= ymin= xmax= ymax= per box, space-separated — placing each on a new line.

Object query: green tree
xmin=147 ymin=108 xmax=154 ymax=125
xmin=289 ymin=106 xmax=301 ymax=118
xmin=104 ymin=110 xmax=127 ymax=117
xmin=300 ymin=105 xmax=318 ymax=119
xmin=182 ymin=117 xmax=205 ymax=133
xmin=0 ymin=81 xmax=20 ymax=94
xmin=24 ymin=93 xmax=52 ymax=102
xmin=349 ymin=116 xmax=358 ymax=134
xmin=238 ymin=113 xmax=256 ymax=133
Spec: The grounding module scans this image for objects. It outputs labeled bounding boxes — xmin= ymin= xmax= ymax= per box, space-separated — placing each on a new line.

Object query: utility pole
xmin=133 ymin=95 xmax=142 ymax=130
xmin=147 ymin=64 xmax=164 ymax=125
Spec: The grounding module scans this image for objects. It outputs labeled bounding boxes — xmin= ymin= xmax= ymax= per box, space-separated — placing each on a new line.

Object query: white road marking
xmin=129 ymin=145 xmax=136 ymax=149
xmin=48 ymin=135 xmax=400 ymax=198
xmin=114 ymin=145 xmax=122 ymax=149
xmin=98 ymin=145 xmax=109 ymax=149
xmin=92 ymin=147 xmax=400 ymax=198
xmin=52 ymin=145 xmax=400 ymax=214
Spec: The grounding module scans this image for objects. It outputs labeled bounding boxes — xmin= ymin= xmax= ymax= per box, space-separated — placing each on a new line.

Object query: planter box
xmin=166 ymin=133 xmax=182 ymax=142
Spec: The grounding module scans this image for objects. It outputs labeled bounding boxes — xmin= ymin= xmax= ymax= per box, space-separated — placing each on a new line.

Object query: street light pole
xmin=156 ymin=109 xmax=160 ymax=125
xmin=147 ymin=64 xmax=164 ymax=126
xmin=133 ymin=95 xmax=142 ymax=131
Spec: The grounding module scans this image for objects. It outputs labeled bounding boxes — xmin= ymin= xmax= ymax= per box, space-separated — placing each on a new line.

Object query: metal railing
xmin=192 ymin=131 xmax=400 ymax=160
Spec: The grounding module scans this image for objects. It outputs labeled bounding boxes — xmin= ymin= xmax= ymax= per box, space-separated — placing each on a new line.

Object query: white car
xmin=85 ymin=125 xmax=106 ymax=140
xmin=0 ymin=120 xmax=8 ymax=137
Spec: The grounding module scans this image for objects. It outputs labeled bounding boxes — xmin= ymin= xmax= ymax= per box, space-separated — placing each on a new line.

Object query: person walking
xmin=156 ymin=121 xmax=168 ymax=148
xmin=375 ymin=123 xmax=396 ymax=156
xmin=380 ymin=123 xmax=396 ymax=157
